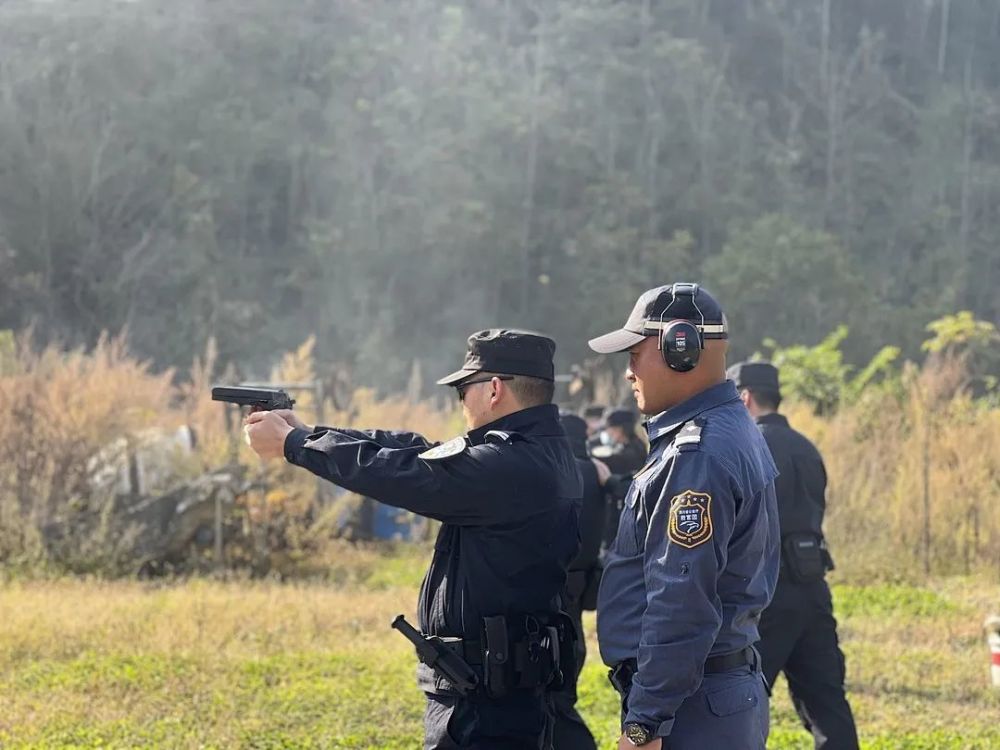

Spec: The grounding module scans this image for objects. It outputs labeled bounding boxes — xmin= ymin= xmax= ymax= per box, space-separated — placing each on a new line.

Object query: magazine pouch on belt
xmin=782 ymin=532 xmax=827 ymax=583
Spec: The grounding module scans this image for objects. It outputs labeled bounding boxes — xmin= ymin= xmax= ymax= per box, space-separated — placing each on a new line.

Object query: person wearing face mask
xmin=587 ymin=284 xmax=780 ymax=750
xmin=591 ymin=407 xmax=649 ymax=549
xmin=244 ymin=329 xmax=582 ymax=750
xmin=591 ymin=408 xmax=647 ymax=477
xmin=582 ymin=404 xmax=607 ymax=442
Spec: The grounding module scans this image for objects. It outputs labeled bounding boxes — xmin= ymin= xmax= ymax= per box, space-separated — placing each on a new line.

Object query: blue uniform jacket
xmin=597 ymin=381 xmax=779 ymax=737
xmin=283 ymin=404 xmax=582 ymax=693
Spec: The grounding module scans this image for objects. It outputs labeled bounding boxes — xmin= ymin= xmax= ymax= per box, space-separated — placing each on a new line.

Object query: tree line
xmin=0 ymin=0 xmax=997 ymax=390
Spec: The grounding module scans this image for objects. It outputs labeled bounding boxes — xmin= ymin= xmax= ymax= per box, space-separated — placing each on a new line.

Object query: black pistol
xmin=391 ymin=615 xmax=479 ymax=696
xmin=211 ymin=386 xmax=296 ymax=411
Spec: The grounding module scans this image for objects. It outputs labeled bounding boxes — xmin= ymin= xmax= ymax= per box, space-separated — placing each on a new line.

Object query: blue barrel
xmin=372 ymin=501 xmax=415 ymax=540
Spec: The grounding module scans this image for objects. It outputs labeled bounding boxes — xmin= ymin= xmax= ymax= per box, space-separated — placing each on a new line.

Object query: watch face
xmin=624 ymin=722 xmax=652 ymax=746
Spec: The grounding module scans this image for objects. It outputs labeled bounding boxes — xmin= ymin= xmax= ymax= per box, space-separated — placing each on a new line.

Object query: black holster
xmin=608 ymin=658 xmax=636 ymax=696
xmin=781 ymin=532 xmax=831 ymax=583
xmin=481 ymin=612 xmax=576 ymax=698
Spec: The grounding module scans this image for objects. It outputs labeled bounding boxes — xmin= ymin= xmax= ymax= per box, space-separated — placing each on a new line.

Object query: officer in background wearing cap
xmin=551 ymin=412 xmax=612 ymax=750
xmin=588 ymin=283 xmax=779 ymax=750
xmin=591 ymin=407 xmax=648 ymax=549
xmin=245 ymin=329 xmax=582 ymax=750
xmin=591 ymin=408 xmax=647 ymax=477
xmin=728 ymin=362 xmax=859 ymax=750
xmin=582 ymin=404 xmax=607 ymax=442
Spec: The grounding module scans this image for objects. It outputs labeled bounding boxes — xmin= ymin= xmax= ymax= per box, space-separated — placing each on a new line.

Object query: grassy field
xmin=1 ymin=546 xmax=999 ymax=749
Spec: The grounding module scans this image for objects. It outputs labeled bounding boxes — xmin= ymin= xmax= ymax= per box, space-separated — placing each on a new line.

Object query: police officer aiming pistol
xmin=728 ymin=361 xmax=859 ymax=750
xmin=245 ymin=329 xmax=582 ymax=750
xmin=588 ymin=283 xmax=780 ymax=750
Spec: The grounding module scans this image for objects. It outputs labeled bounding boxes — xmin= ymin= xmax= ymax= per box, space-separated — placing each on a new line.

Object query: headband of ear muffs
xmin=657 ymin=283 xmax=705 ymax=373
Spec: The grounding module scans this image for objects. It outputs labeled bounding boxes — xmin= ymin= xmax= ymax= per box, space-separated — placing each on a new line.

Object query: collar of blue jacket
xmin=644 ymin=380 xmax=741 ymax=443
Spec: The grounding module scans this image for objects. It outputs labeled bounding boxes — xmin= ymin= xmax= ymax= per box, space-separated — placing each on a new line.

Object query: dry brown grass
xmin=0 ymin=334 xmax=176 ymax=567
xmin=790 ymin=360 xmax=1000 ymax=581
xmin=1 ymin=332 xmax=998 ymax=583
xmin=0 ymin=334 xmax=464 ymax=575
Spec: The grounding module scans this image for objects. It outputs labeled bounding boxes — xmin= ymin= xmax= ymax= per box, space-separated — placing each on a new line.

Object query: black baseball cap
xmin=727 ymin=361 xmax=780 ymax=393
xmin=437 ymin=329 xmax=556 ymax=386
xmin=588 ymin=283 xmax=728 ymax=354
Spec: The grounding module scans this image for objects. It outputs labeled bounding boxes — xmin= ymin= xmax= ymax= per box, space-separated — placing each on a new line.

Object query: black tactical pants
xmin=757 ymin=579 xmax=859 ymax=750
xmin=550 ymin=571 xmax=597 ymax=750
xmin=423 ymin=690 xmax=553 ymax=750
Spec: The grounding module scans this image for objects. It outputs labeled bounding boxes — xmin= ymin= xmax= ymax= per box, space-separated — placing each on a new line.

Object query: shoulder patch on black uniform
xmin=484 ymin=430 xmax=524 ymax=444
xmin=418 ymin=436 xmax=468 ymax=461
xmin=668 ymin=490 xmax=713 ymax=548
xmin=673 ymin=419 xmax=703 ymax=448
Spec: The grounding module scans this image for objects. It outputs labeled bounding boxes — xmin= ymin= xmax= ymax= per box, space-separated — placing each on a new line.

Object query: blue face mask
xmin=599 ymin=430 xmax=613 ymax=446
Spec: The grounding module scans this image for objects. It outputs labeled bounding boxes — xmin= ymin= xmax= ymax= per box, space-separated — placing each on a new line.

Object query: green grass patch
xmin=832 ymin=583 xmax=959 ymax=618
xmin=9 ymin=651 xmax=198 ymax=692
xmin=1 ymin=566 xmax=998 ymax=748
xmin=361 ymin=552 xmax=429 ymax=590
xmin=0 ymin=718 xmax=204 ymax=749
xmin=862 ymin=730 xmax=1000 ymax=749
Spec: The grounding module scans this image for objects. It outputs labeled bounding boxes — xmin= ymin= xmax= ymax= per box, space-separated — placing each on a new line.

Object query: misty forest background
xmin=3 ymin=4 xmax=1000 ymax=747
xmin=1 ymin=0 xmax=1000 ymax=580
xmin=1 ymin=0 xmax=999 ymax=385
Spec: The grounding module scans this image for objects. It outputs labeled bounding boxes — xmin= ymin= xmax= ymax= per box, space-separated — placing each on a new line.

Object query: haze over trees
xmin=0 ymin=0 xmax=997 ymax=388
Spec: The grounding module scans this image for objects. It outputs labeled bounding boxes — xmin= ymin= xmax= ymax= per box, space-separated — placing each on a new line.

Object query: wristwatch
xmin=623 ymin=722 xmax=654 ymax=746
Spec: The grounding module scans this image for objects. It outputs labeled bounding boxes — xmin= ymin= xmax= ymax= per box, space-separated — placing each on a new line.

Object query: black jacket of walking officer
xmin=589 ymin=283 xmax=780 ymax=750
xmin=728 ymin=361 xmax=860 ymax=750
xmin=245 ymin=329 xmax=582 ymax=750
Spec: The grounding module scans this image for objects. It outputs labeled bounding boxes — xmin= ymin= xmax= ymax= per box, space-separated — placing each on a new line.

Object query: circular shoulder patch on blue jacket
xmin=418 ymin=436 xmax=468 ymax=461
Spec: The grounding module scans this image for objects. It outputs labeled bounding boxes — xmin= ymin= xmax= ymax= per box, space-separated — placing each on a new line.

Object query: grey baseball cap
xmin=588 ymin=283 xmax=728 ymax=354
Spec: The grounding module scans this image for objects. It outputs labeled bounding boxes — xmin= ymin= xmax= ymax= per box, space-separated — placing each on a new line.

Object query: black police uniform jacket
xmin=283 ymin=404 xmax=582 ymax=694
xmin=569 ymin=456 xmax=605 ymax=573
xmin=755 ymin=413 xmax=827 ymax=551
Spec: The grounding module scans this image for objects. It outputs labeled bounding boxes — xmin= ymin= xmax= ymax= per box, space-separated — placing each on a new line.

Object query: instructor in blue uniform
xmin=245 ymin=329 xmax=582 ymax=750
xmin=588 ymin=284 xmax=780 ymax=749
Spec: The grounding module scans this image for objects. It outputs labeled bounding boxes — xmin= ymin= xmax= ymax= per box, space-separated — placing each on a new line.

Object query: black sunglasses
xmin=455 ymin=375 xmax=514 ymax=402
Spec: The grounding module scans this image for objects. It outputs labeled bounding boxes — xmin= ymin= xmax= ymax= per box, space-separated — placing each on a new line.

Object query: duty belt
xmin=440 ymin=637 xmax=485 ymax=666
xmin=441 ymin=612 xmax=576 ymax=698
xmin=440 ymin=632 xmax=563 ymax=694
xmin=609 ymin=646 xmax=759 ymax=695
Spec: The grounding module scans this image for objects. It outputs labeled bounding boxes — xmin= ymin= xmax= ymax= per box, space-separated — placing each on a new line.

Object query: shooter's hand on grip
xmin=268 ymin=409 xmax=312 ymax=432
xmin=243 ymin=410 xmax=294 ymax=460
